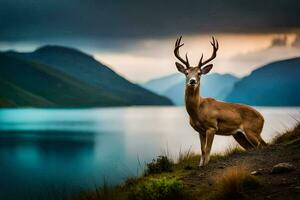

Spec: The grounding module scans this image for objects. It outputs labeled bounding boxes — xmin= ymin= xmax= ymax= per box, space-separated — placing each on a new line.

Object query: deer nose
xmin=189 ymin=79 xmax=196 ymax=85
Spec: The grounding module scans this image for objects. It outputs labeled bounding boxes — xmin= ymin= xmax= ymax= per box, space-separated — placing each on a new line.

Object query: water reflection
xmin=0 ymin=130 xmax=128 ymax=200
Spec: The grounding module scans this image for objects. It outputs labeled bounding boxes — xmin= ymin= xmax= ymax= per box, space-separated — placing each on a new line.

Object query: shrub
xmin=129 ymin=177 xmax=184 ymax=200
xmin=146 ymin=156 xmax=174 ymax=174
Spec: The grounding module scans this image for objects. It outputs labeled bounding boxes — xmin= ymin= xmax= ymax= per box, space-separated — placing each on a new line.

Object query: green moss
xmin=129 ymin=177 xmax=185 ymax=200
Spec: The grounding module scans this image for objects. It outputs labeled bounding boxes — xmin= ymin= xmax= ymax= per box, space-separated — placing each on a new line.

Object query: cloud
xmin=91 ymin=33 xmax=300 ymax=82
xmin=0 ymin=0 xmax=300 ymax=42
xmin=229 ymin=35 xmax=300 ymax=76
xmin=95 ymin=53 xmax=173 ymax=82
xmin=269 ymin=35 xmax=288 ymax=48
xmin=292 ymin=33 xmax=300 ymax=47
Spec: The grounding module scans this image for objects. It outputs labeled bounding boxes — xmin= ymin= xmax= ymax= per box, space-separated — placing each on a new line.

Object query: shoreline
xmin=76 ymin=123 xmax=300 ymax=200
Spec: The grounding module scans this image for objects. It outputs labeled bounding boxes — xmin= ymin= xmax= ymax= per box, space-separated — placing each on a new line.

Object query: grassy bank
xmin=76 ymin=123 xmax=300 ymax=200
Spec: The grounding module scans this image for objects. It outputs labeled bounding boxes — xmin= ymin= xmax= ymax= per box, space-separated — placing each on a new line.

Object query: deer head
xmin=174 ymin=36 xmax=219 ymax=88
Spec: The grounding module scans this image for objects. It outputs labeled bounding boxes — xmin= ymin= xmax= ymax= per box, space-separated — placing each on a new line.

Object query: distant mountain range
xmin=142 ymin=57 xmax=300 ymax=106
xmin=1 ymin=46 xmax=299 ymax=108
xmin=0 ymin=46 xmax=173 ymax=107
xmin=225 ymin=57 xmax=300 ymax=106
xmin=142 ymin=73 xmax=185 ymax=96
xmin=142 ymin=73 xmax=239 ymax=105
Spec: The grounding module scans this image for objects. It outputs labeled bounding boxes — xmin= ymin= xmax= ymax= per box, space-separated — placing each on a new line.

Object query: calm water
xmin=0 ymin=106 xmax=299 ymax=199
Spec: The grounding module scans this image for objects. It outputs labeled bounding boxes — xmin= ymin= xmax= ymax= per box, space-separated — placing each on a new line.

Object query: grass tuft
xmin=209 ymin=165 xmax=260 ymax=200
xmin=272 ymin=122 xmax=300 ymax=144
xmin=178 ymin=147 xmax=195 ymax=164
xmin=210 ymin=145 xmax=244 ymax=162
xmin=76 ymin=182 xmax=125 ymax=200
xmin=223 ymin=145 xmax=244 ymax=157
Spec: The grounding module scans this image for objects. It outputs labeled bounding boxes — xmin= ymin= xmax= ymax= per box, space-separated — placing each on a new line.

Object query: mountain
xmin=0 ymin=46 xmax=172 ymax=107
xmin=225 ymin=57 xmax=300 ymax=106
xmin=142 ymin=73 xmax=239 ymax=105
xmin=142 ymin=74 xmax=184 ymax=95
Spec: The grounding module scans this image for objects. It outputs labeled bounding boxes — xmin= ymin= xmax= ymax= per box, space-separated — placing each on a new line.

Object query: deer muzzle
xmin=188 ymin=78 xmax=197 ymax=86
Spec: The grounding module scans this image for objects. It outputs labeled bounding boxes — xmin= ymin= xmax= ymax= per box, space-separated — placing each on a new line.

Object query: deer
xmin=174 ymin=36 xmax=267 ymax=167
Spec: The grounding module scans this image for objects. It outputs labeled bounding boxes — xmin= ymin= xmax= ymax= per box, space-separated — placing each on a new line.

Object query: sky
xmin=1 ymin=0 xmax=300 ymax=82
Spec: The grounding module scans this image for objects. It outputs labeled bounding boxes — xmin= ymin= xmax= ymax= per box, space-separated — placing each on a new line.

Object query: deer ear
xmin=201 ymin=64 xmax=213 ymax=75
xmin=175 ymin=62 xmax=186 ymax=74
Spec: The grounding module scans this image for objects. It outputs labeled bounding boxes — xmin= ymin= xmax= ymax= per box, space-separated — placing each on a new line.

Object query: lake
xmin=0 ymin=106 xmax=299 ymax=199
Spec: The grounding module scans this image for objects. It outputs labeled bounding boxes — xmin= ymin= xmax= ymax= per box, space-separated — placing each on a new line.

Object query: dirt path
xmin=179 ymin=139 xmax=300 ymax=200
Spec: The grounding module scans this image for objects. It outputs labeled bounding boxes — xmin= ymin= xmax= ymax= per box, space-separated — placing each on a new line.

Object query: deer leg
xmin=203 ymin=128 xmax=216 ymax=166
xmin=244 ymin=130 xmax=260 ymax=148
xmin=199 ymin=133 xmax=206 ymax=167
xmin=249 ymin=134 xmax=267 ymax=148
xmin=258 ymin=136 xmax=267 ymax=147
xmin=233 ymin=131 xmax=254 ymax=150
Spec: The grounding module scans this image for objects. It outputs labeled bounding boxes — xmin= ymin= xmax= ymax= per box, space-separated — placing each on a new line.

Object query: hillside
xmin=142 ymin=73 xmax=239 ymax=105
xmin=78 ymin=124 xmax=300 ymax=200
xmin=226 ymin=58 xmax=300 ymax=106
xmin=0 ymin=53 xmax=128 ymax=107
xmin=0 ymin=46 xmax=172 ymax=107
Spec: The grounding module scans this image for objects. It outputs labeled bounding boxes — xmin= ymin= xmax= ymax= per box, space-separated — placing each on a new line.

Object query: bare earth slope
xmin=180 ymin=127 xmax=300 ymax=200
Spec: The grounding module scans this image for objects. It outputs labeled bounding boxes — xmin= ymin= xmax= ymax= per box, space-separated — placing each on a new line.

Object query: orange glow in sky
xmin=95 ymin=33 xmax=299 ymax=82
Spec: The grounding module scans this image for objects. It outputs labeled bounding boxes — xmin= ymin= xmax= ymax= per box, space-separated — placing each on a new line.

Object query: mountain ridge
xmin=0 ymin=46 xmax=173 ymax=107
xmin=142 ymin=57 xmax=300 ymax=106
xmin=225 ymin=57 xmax=300 ymax=106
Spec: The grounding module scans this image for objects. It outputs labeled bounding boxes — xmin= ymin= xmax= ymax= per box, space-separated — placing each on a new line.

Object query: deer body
xmin=174 ymin=36 xmax=266 ymax=166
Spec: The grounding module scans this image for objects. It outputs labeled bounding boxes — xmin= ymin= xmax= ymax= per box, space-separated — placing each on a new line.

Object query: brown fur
xmin=184 ymin=77 xmax=266 ymax=166
xmin=174 ymin=36 xmax=266 ymax=166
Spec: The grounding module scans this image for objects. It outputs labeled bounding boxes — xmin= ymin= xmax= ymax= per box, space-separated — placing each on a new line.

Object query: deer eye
xmin=198 ymin=72 xmax=201 ymax=76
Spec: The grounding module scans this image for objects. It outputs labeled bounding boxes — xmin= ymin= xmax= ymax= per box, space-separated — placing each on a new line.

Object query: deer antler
xmin=174 ymin=36 xmax=190 ymax=68
xmin=198 ymin=36 xmax=219 ymax=67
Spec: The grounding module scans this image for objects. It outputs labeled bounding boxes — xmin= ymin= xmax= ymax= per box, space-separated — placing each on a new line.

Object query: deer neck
xmin=185 ymin=84 xmax=201 ymax=117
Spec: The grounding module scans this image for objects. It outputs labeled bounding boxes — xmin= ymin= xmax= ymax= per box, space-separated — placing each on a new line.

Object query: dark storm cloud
xmin=0 ymin=0 xmax=299 ymax=41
